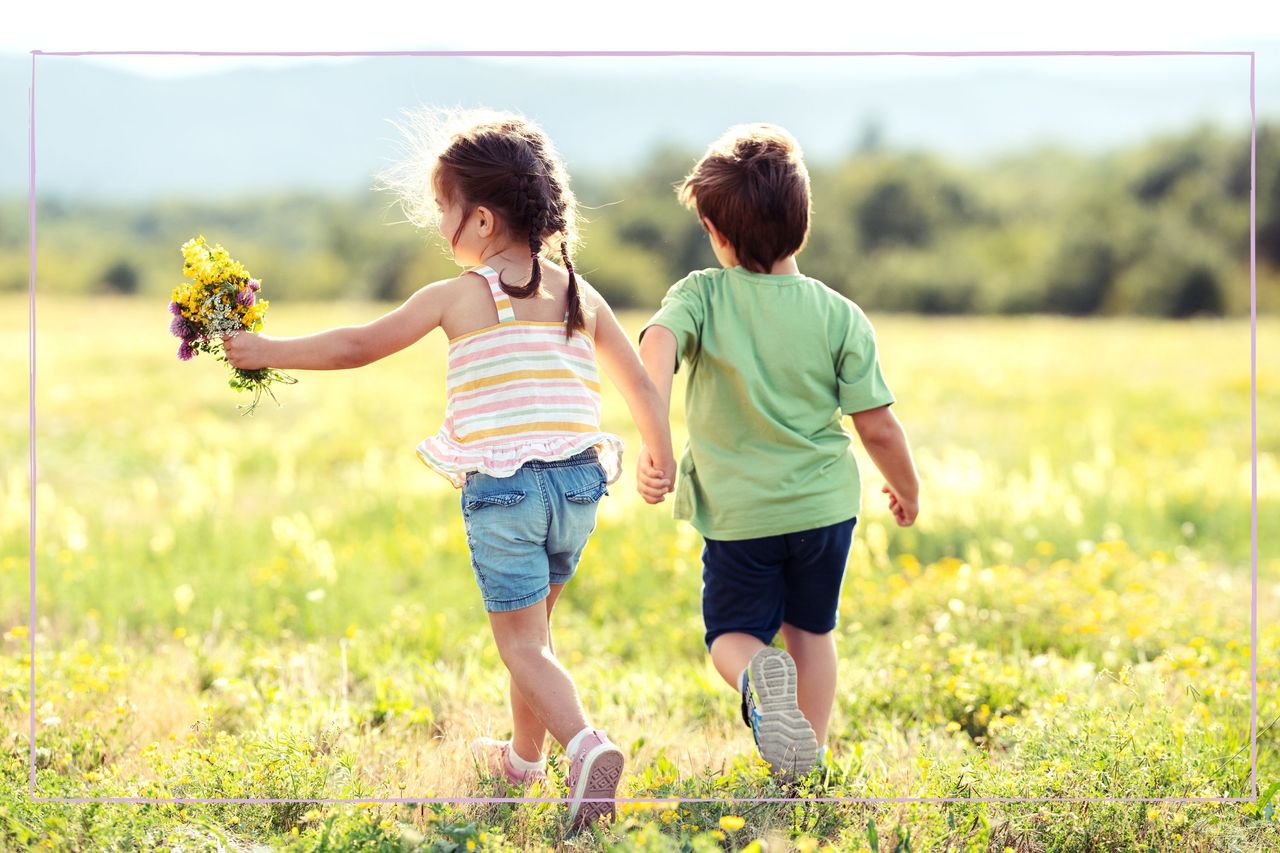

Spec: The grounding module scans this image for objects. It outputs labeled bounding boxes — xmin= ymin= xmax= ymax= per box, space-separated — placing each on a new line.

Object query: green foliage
xmin=4 ymin=122 xmax=1277 ymax=315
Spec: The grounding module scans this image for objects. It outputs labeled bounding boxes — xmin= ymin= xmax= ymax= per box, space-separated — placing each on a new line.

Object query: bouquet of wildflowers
xmin=169 ymin=235 xmax=296 ymax=414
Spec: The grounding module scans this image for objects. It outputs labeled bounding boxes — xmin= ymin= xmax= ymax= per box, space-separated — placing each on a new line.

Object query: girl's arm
xmin=587 ymin=287 xmax=676 ymax=500
xmin=223 ymin=279 xmax=451 ymax=371
xmin=850 ymin=404 xmax=920 ymax=527
xmin=635 ymin=325 xmax=679 ymax=501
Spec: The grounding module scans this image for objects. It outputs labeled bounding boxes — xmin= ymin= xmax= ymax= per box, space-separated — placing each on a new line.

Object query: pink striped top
xmin=416 ymin=265 xmax=623 ymax=487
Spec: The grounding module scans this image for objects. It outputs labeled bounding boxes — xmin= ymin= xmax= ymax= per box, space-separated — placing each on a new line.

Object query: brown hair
xmin=677 ymin=123 xmax=811 ymax=274
xmin=379 ymin=108 xmax=584 ymax=338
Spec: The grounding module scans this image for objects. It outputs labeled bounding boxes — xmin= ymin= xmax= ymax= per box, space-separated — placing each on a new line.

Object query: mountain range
xmin=2 ymin=51 xmax=1273 ymax=201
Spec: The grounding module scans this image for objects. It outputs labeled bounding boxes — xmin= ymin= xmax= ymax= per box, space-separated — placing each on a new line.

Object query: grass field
xmin=1 ymin=295 xmax=1277 ymax=851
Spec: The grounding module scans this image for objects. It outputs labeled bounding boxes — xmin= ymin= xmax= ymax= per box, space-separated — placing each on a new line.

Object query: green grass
xmin=1 ymin=296 xmax=1276 ymax=850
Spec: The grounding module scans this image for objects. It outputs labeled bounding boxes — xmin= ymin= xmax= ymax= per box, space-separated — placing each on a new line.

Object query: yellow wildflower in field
xmin=174 ymin=584 xmax=195 ymax=615
xmin=719 ymin=815 xmax=745 ymax=832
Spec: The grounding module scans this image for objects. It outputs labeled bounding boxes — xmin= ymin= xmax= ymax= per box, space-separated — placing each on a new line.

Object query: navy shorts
xmin=700 ymin=517 xmax=856 ymax=650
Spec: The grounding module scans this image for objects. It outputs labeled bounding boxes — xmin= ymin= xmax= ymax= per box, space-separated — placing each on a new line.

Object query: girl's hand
xmin=883 ymin=484 xmax=918 ymax=527
xmin=637 ymin=444 xmax=675 ymax=504
xmin=222 ymin=332 xmax=271 ymax=370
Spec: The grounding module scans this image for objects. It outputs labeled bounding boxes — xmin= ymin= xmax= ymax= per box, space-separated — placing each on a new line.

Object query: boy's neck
xmin=732 ymin=255 xmax=800 ymax=276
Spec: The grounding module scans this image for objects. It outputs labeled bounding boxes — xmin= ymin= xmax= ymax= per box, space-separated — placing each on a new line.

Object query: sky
xmin=3 ymin=0 xmax=1275 ymax=200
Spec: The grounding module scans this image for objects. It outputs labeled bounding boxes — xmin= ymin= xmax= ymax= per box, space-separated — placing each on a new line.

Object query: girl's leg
xmin=779 ymin=622 xmax=838 ymax=744
xmin=507 ymin=583 xmax=565 ymax=761
xmin=709 ymin=631 xmax=768 ymax=689
xmin=488 ymin=593 xmax=588 ymax=750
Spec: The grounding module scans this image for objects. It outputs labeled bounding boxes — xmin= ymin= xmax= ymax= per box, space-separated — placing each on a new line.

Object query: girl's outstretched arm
xmin=224 ymin=279 xmax=452 ymax=371
xmin=587 ymin=286 xmax=676 ymax=501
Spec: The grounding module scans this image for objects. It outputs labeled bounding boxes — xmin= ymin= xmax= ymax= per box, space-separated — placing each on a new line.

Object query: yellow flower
xmin=719 ymin=815 xmax=745 ymax=832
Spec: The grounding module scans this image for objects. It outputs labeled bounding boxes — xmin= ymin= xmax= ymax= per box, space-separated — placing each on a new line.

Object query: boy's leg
xmin=779 ymin=622 xmax=837 ymax=745
xmin=709 ymin=631 xmax=769 ymax=689
xmin=781 ymin=517 xmax=856 ymax=753
xmin=701 ymin=532 xmax=788 ymax=688
xmin=508 ymin=583 xmax=566 ymax=761
xmin=489 ymin=595 xmax=588 ymax=750
xmin=702 ymin=534 xmax=818 ymax=775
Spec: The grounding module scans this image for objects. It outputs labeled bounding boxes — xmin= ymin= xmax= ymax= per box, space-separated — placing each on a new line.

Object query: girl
xmin=224 ymin=108 xmax=676 ymax=829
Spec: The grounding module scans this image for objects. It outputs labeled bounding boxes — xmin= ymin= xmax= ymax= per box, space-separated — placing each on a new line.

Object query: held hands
xmin=222 ymin=332 xmax=270 ymax=370
xmin=883 ymin=484 xmax=919 ymax=527
xmin=636 ymin=444 xmax=676 ymax=504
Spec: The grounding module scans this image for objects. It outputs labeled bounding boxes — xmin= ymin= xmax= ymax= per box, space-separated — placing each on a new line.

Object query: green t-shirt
xmin=641 ymin=265 xmax=896 ymax=541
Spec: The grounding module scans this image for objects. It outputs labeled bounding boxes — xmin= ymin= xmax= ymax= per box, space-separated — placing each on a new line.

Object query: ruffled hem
xmin=416 ymin=432 xmax=624 ymax=489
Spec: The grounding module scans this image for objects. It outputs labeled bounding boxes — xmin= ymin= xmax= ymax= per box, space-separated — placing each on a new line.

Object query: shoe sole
xmin=568 ymin=744 xmax=624 ymax=830
xmin=749 ymin=647 xmax=819 ymax=777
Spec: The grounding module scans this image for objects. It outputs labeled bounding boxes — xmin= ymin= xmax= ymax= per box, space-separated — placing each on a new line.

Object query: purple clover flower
xmin=237 ymin=288 xmax=256 ymax=308
xmin=169 ymin=301 xmax=182 ymax=317
xmin=169 ymin=315 xmax=191 ymax=338
xmin=177 ymin=341 xmax=195 ymax=361
xmin=248 ymin=278 xmax=261 ymax=292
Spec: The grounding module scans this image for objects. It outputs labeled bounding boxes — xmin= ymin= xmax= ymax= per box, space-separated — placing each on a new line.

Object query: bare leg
xmin=507 ymin=584 xmax=565 ymax=761
xmin=709 ymin=631 xmax=769 ymax=690
xmin=488 ymin=591 xmax=587 ymax=751
xmin=780 ymin=622 xmax=837 ymax=745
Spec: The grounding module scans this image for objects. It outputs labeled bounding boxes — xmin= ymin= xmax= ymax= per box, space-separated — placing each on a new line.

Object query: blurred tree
xmin=1114 ymin=215 xmax=1230 ymax=317
xmin=98 ymin=260 xmax=139 ymax=295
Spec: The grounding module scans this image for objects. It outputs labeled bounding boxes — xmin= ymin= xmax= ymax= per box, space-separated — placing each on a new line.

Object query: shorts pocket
xmin=564 ymin=477 xmax=608 ymax=504
xmin=463 ymin=490 xmax=527 ymax=512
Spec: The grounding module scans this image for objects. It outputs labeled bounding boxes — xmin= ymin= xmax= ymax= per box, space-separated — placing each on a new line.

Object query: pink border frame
xmin=25 ymin=48 xmax=1259 ymax=808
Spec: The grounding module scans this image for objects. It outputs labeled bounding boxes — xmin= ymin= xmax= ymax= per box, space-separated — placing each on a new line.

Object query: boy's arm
xmin=850 ymin=404 xmax=919 ymax=527
xmin=589 ymin=289 xmax=676 ymax=500
xmin=223 ymin=279 xmax=451 ymax=371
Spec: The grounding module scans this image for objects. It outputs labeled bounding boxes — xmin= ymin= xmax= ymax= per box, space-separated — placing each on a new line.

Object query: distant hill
xmin=1 ymin=51 xmax=1273 ymax=200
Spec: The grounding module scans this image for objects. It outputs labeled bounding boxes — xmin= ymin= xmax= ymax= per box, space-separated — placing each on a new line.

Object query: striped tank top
xmin=416 ymin=265 xmax=624 ymax=487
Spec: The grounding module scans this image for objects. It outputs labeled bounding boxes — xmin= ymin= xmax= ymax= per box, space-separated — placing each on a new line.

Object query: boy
xmin=635 ymin=124 xmax=920 ymax=776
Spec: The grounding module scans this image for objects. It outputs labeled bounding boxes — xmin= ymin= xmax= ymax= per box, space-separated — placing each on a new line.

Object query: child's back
xmin=651 ymin=264 xmax=892 ymax=539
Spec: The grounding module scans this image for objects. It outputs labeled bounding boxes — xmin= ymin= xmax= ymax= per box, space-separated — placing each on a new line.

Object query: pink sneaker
xmin=565 ymin=730 xmax=624 ymax=830
xmin=470 ymin=737 xmax=546 ymax=786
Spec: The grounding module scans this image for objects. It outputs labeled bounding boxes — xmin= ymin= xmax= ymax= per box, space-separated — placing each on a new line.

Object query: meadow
xmin=0 ymin=295 xmax=1276 ymax=851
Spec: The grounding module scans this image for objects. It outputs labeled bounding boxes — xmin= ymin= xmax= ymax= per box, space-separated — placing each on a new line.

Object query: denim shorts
xmin=460 ymin=450 xmax=609 ymax=613
xmin=700 ymin=517 xmax=856 ymax=650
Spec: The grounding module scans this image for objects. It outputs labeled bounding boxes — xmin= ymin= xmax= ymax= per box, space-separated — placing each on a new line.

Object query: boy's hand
xmin=222 ymin=332 xmax=269 ymax=370
xmin=883 ymin=484 xmax=918 ymax=527
xmin=637 ymin=444 xmax=675 ymax=504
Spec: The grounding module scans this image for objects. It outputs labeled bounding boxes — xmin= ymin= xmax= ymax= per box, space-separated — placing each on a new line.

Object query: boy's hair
xmin=677 ymin=123 xmax=811 ymax=274
xmin=378 ymin=107 xmax=584 ymax=338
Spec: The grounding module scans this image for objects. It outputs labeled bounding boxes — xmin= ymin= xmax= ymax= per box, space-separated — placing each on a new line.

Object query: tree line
xmin=1 ymin=122 xmax=1274 ymax=316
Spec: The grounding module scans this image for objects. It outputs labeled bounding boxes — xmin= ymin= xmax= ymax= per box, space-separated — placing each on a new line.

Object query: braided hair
xmin=430 ymin=114 xmax=585 ymax=339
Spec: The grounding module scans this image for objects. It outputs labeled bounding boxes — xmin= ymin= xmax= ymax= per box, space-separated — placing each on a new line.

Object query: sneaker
xmin=470 ymin=737 xmax=546 ymax=786
xmin=565 ymin=730 xmax=624 ymax=830
xmin=742 ymin=647 xmax=819 ymax=777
